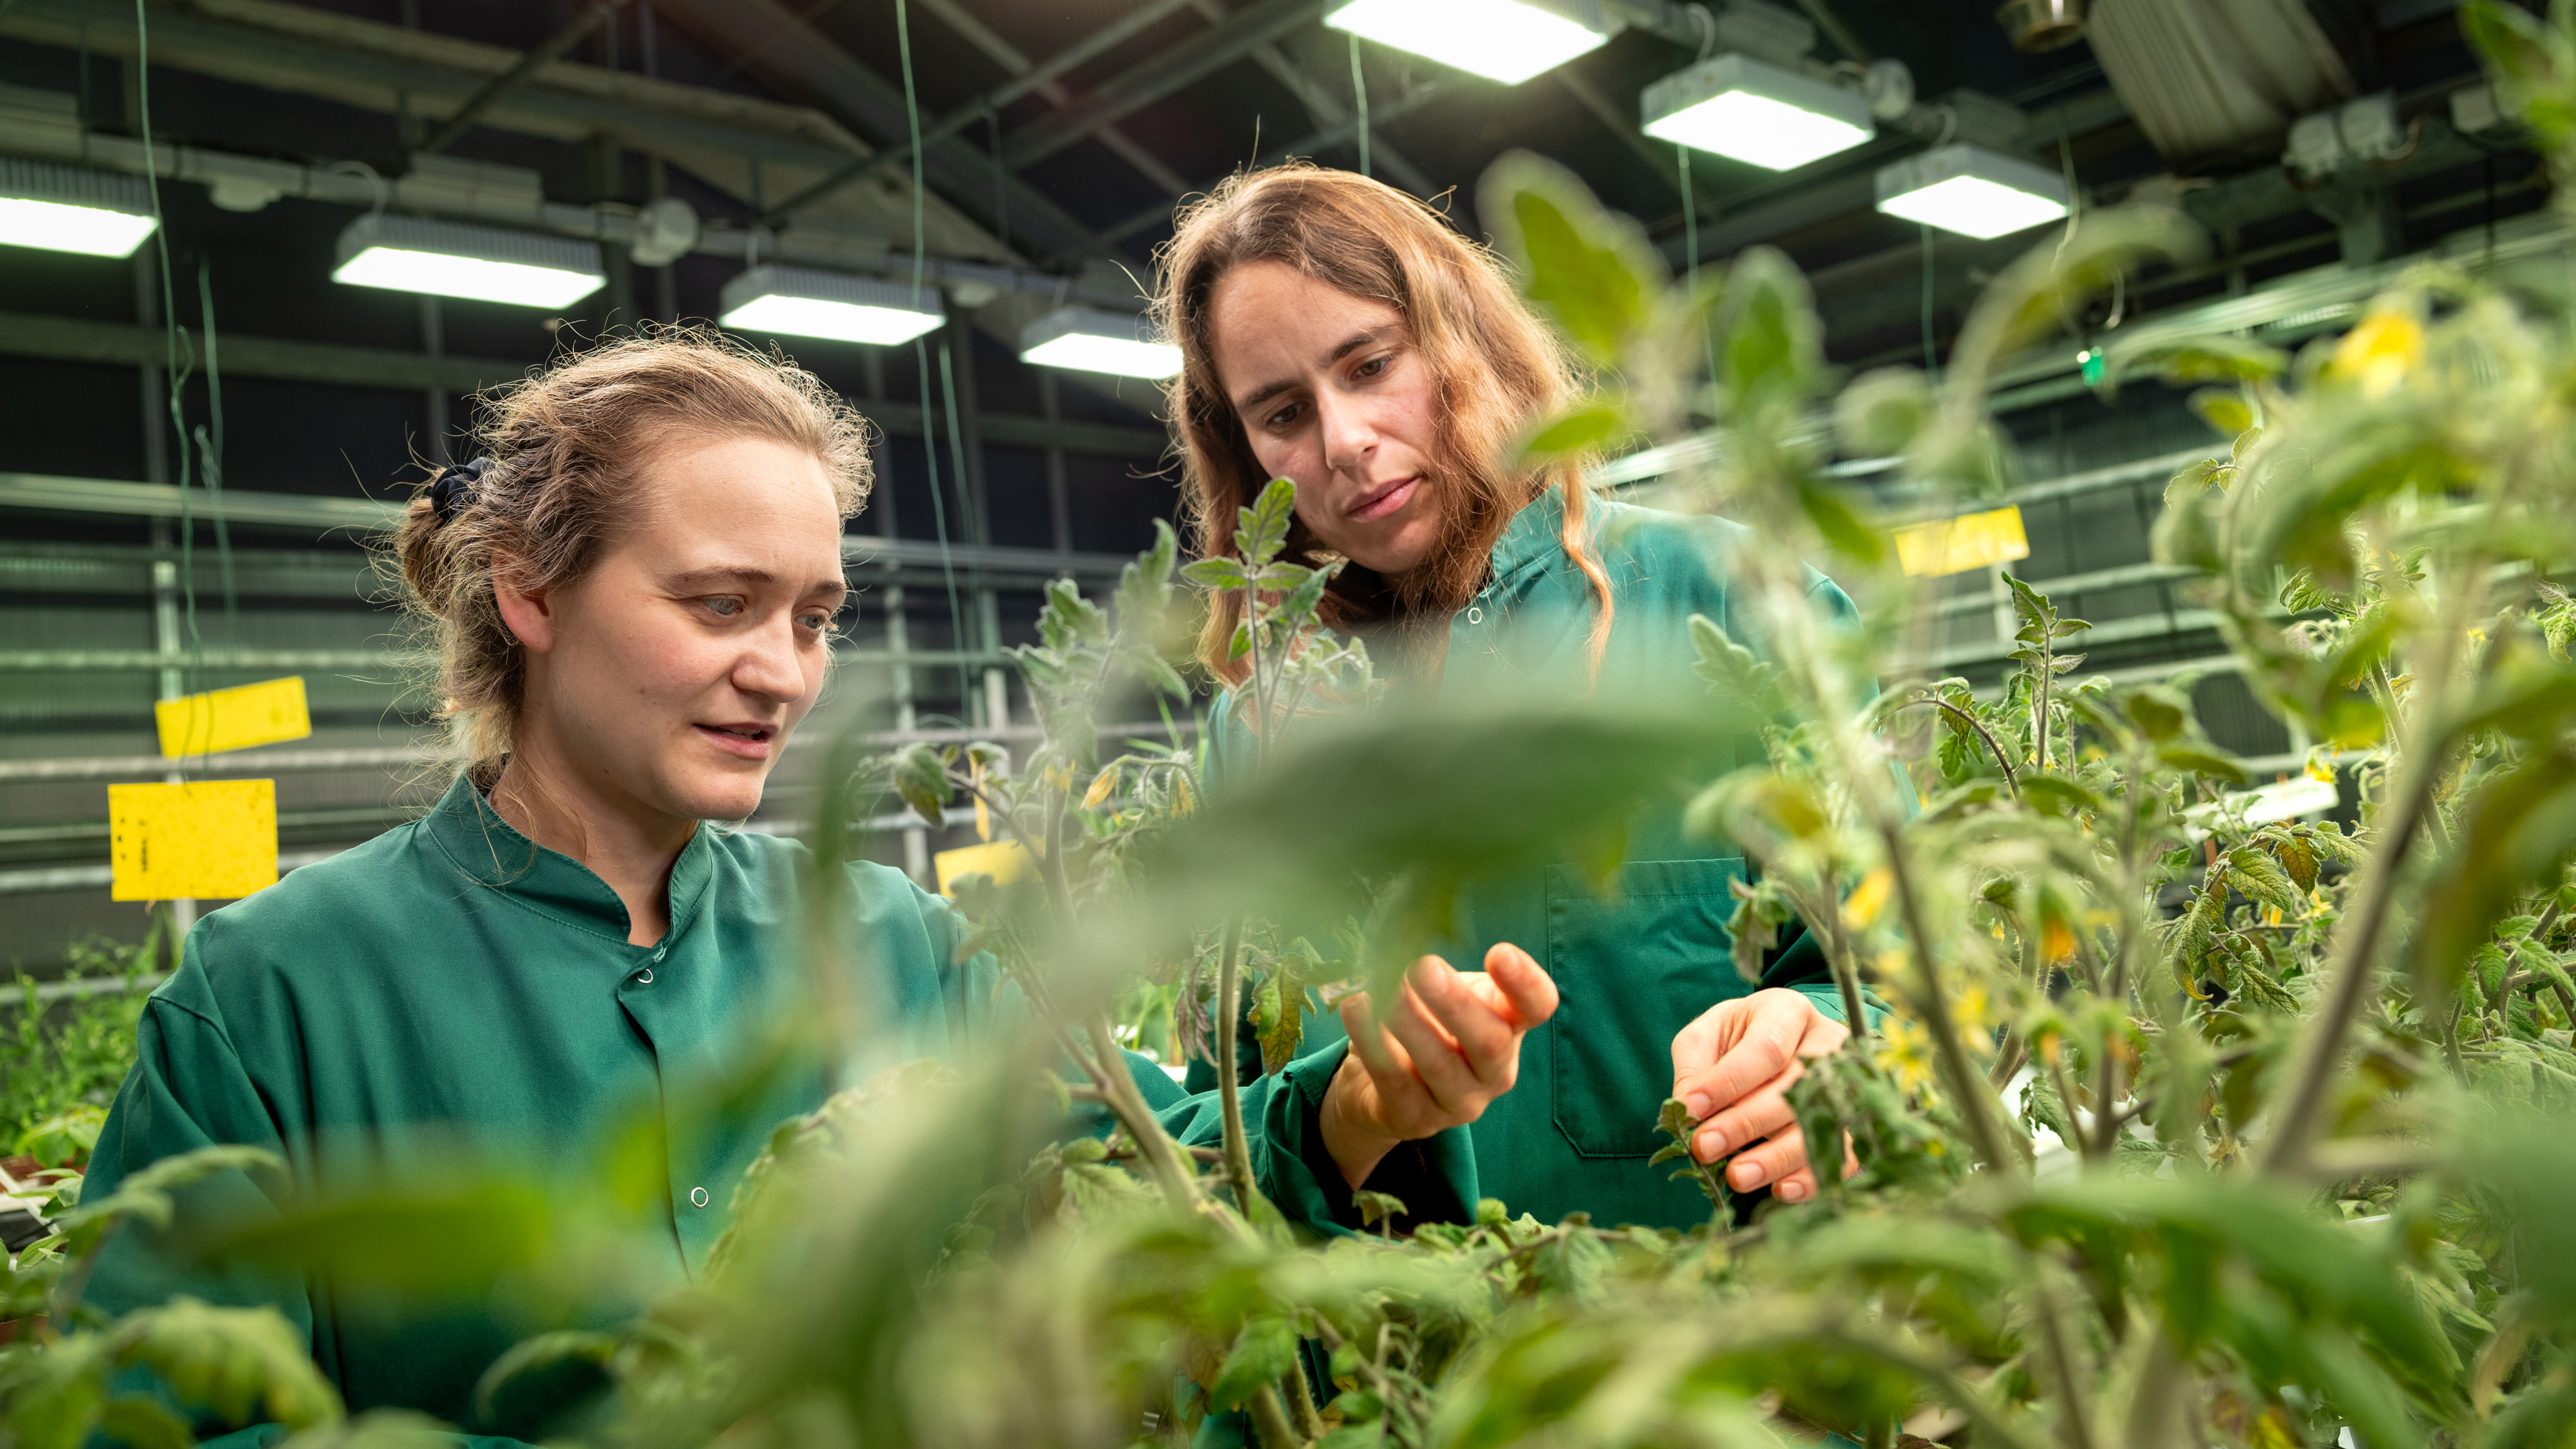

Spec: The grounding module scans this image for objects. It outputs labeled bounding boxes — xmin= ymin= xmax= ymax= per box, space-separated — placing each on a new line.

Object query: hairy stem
xmin=1905 ymin=695 xmax=2022 ymax=799
xmin=1879 ymin=819 xmax=2020 ymax=1176
xmin=1214 ymin=917 xmax=1265 ymax=1223
xmin=2259 ymin=732 xmax=2444 ymax=1175
xmin=1247 ymin=1385 xmax=1304 ymax=1449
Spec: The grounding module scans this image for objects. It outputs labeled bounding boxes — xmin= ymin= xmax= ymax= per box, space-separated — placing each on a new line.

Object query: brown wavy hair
xmin=1154 ymin=162 xmax=1613 ymax=684
xmin=394 ymin=326 xmax=873 ymax=780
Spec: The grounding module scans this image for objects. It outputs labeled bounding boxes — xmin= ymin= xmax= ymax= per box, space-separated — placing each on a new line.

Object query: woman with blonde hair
xmin=1162 ymin=163 xmax=1859 ymax=1229
xmin=74 ymin=328 xmax=1536 ymax=1445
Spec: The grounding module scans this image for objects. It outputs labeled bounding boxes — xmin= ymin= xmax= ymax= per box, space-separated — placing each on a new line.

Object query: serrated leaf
xmin=1526 ymin=402 xmax=1628 ymax=457
xmin=1207 ymin=1316 xmax=1297 ymax=1412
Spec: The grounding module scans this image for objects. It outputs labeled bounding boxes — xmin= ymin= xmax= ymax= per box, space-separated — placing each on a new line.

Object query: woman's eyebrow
xmin=1232 ymin=329 xmax=1389 ymax=414
xmin=668 ymin=566 xmax=847 ymax=597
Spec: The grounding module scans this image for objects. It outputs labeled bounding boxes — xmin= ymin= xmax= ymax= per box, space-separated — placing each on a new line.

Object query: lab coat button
xmin=690 ymin=1186 xmax=709 ymax=1208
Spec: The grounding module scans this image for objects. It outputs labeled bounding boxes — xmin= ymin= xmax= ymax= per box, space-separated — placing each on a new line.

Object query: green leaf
xmin=1239 ymin=477 xmax=1298 ymax=569
xmin=1207 ymin=1315 xmax=1298 ymax=1412
xmin=1833 ymin=366 xmax=1933 ymax=457
xmin=1479 ymin=150 xmax=1659 ymax=364
xmin=2418 ymin=746 xmax=2576 ymax=1005
xmin=2158 ymin=744 xmax=2250 ymax=785
xmin=2188 ymin=386 xmax=2256 ymax=436
xmin=1525 ymin=402 xmax=1629 ymax=457
xmin=1797 ymin=478 xmax=1885 ymax=564
xmin=2109 ymin=334 xmax=2289 ymax=385
xmin=1181 ymin=558 xmax=1249 ymax=590
xmin=1711 ymin=246 xmax=1823 ymax=412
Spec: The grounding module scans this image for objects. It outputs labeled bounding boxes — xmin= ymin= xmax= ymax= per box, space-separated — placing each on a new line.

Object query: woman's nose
xmin=1316 ymin=391 xmax=1376 ymax=474
xmin=736 ymin=618 xmax=809 ymax=702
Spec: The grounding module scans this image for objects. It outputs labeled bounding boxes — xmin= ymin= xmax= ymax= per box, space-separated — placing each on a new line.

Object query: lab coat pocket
xmin=1546 ymin=857 xmax=1747 ymax=1158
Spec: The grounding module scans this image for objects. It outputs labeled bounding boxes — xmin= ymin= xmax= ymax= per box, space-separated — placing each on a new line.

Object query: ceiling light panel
xmin=1873 ymin=144 xmax=2069 ymax=240
xmin=1018 ymin=306 xmax=1181 ymax=380
xmin=1641 ymin=54 xmax=1874 ymax=171
xmin=1323 ymin=0 xmax=1611 ymax=85
xmin=720 ymin=265 xmax=944 ymax=346
xmin=332 ymin=213 xmax=605 ymax=308
xmin=0 ymin=158 xmax=158 ymax=258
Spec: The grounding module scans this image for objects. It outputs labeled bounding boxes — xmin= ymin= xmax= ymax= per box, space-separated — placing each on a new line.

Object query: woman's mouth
xmin=695 ymin=722 xmax=778 ymax=760
xmin=1349 ymin=476 xmax=1419 ymax=524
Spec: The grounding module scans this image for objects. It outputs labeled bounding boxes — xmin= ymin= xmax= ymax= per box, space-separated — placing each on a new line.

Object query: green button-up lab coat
xmin=1208 ymin=490 xmax=1860 ymax=1231
xmin=79 ymin=776 xmax=1470 ymax=1440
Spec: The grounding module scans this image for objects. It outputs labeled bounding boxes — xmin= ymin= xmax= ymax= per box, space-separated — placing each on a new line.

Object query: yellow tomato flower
xmin=1843 ymin=866 xmax=1893 ymax=931
xmin=2333 ymin=307 xmax=2423 ymax=401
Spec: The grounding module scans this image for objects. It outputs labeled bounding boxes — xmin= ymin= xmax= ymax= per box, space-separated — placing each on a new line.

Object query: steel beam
xmin=1061 ymin=75 xmax=1457 ymax=260
xmin=417 ymin=0 xmax=628 ymax=155
xmin=651 ymin=0 xmax=1100 ymax=259
xmin=1 ymin=0 xmax=862 ymax=169
xmin=0 ymin=312 xmax=1168 ymax=456
xmin=0 ymin=475 xmax=1159 ymax=582
xmin=1000 ymin=0 xmax=1331 ymax=172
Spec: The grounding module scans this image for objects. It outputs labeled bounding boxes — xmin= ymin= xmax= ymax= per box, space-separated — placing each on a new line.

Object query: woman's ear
xmin=490 ymin=554 xmax=557 ymax=654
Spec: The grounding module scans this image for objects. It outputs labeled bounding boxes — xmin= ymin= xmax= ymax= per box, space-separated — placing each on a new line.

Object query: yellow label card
xmin=934 ymin=840 xmax=1036 ymax=898
xmin=109 ymin=779 xmax=279 ymax=902
xmin=156 ymin=676 xmax=311 ymax=758
xmin=1893 ymin=506 xmax=2031 ymax=577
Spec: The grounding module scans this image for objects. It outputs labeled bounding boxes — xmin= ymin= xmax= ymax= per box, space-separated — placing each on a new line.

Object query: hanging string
xmin=895 ymin=0 xmax=974 ymax=720
xmin=193 ymin=257 xmax=237 ymax=644
xmin=133 ymin=0 xmax=212 ymax=763
xmin=1918 ymin=224 xmax=1938 ymax=381
xmin=985 ymin=100 xmax=1008 ymax=251
xmin=1348 ymin=34 xmax=1370 ymax=178
xmin=1679 ymin=144 xmax=1715 ymax=391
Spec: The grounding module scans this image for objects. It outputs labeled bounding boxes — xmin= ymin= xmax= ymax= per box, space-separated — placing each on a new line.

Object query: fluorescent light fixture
xmin=719 ymin=265 xmax=944 ymax=346
xmin=0 ymin=158 xmax=157 ymax=258
xmin=1641 ymin=54 xmax=1873 ymax=171
xmin=1323 ymin=0 xmax=1609 ymax=85
xmin=1018 ymin=306 xmax=1180 ymax=380
xmin=1874 ymin=143 xmax=2069 ymax=240
xmin=332 ymin=213 xmax=604 ymax=308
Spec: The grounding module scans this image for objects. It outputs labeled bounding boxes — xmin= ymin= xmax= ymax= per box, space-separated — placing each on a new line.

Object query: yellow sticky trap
xmin=155 ymin=677 xmax=311 ymax=757
xmin=109 ymin=779 xmax=280 ymax=901
xmin=1892 ymin=506 xmax=2030 ymax=577
xmin=934 ymin=840 xmax=1035 ymax=898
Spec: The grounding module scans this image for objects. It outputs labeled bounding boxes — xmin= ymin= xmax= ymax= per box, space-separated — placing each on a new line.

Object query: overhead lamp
xmin=719 ymin=265 xmax=944 ymax=346
xmin=0 ymin=158 xmax=158 ymax=258
xmin=1322 ymin=0 xmax=1610 ymax=86
xmin=1873 ymin=143 xmax=2069 ymax=240
xmin=1641 ymin=53 xmax=1874 ymax=171
xmin=1018 ymin=306 xmax=1180 ymax=380
xmin=332 ymin=213 xmax=604 ymax=308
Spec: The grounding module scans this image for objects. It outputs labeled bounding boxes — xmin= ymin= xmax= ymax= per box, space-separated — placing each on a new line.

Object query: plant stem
xmin=2259 ymin=734 xmax=2443 ymax=1175
xmin=1248 ymin=1385 xmax=1304 ymax=1449
xmin=1214 ymin=917 xmax=1265 ymax=1224
xmin=1878 ymin=819 xmax=2020 ymax=1176
xmin=1904 ymin=695 xmax=2021 ymax=798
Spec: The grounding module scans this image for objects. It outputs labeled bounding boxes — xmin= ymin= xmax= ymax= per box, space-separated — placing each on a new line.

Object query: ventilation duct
xmin=2083 ymin=0 xmax=2355 ymax=163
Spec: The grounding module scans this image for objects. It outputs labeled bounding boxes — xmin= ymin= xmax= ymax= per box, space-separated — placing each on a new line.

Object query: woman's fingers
xmin=1385 ymin=979 xmax=1483 ymax=1113
xmin=1672 ymin=990 xmax=1807 ymax=1121
xmin=1724 ymin=1123 xmax=1813 ymax=1195
xmin=1412 ymin=958 xmax=1516 ymax=1087
xmin=1692 ymin=1078 xmax=1797 ymax=1162
xmin=1481 ymin=942 xmax=1560 ymax=1029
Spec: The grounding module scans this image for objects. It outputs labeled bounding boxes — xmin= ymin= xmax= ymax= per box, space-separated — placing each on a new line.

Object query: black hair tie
xmin=429 ymin=457 xmax=492 ymax=525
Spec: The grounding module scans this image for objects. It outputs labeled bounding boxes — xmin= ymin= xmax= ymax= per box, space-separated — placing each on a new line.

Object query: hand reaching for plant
xmin=1671 ymin=989 xmax=1860 ymax=1204
xmin=1318 ymin=944 xmax=1560 ymax=1189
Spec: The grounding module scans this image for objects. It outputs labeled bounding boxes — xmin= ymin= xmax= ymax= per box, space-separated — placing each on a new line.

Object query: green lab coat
xmin=1208 ymin=489 xmax=1859 ymax=1231
xmin=79 ymin=776 xmax=1471 ymax=1443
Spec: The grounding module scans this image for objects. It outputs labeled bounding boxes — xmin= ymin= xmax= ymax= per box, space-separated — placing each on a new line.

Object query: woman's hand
xmin=1318 ymin=944 xmax=1559 ymax=1189
xmin=1669 ymin=988 xmax=1859 ymax=1204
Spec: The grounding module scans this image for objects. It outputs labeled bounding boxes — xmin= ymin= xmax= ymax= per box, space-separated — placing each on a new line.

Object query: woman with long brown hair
xmin=1161 ymin=163 xmax=1859 ymax=1229
xmin=71 ymin=328 xmax=1536 ymax=1447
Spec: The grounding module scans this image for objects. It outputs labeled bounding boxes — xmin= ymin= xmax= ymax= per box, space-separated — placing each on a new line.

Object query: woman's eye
xmin=1265 ymin=402 xmax=1302 ymax=429
xmin=1355 ymin=356 xmax=1389 ymax=379
xmin=798 ymin=613 xmax=832 ymax=632
xmin=703 ymin=596 xmax=744 ymax=618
